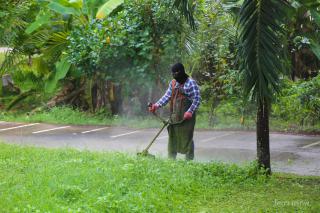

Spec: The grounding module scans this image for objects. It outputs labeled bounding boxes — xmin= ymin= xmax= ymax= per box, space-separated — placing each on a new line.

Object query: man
xmin=149 ymin=63 xmax=201 ymax=160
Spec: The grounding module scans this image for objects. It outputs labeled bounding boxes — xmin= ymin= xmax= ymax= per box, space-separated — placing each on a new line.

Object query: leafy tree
xmin=119 ymin=0 xmax=187 ymax=106
xmin=185 ymin=1 xmax=239 ymax=126
xmin=84 ymin=0 xmax=193 ymax=115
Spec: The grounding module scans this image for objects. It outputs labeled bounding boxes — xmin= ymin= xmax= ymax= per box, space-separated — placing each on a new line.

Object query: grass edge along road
xmin=1 ymin=106 xmax=320 ymax=134
xmin=0 ymin=143 xmax=319 ymax=212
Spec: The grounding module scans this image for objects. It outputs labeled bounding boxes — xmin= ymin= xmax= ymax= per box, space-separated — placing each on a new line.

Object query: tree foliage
xmin=0 ymin=0 xmax=39 ymax=45
xmin=0 ymin=0 xmax=192 ymax=114
xmin=287 ymin=0 xmax=320 ymax=79
xmin=238 ymin=0 xmax=289 ymax=103
xmin=273 ymin=76 xmax=320 ymax=125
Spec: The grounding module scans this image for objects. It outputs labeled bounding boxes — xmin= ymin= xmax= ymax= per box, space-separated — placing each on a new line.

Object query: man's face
xmin=172 ymin=70 xmax=180 ymax=79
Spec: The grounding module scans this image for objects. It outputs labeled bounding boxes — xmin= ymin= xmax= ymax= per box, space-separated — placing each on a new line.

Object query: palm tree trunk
xmin=256 ymin=98 xmax=271 ymax=174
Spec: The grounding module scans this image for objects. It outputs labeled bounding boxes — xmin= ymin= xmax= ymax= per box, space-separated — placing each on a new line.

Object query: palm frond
xmin=221 ymin=0 xmax=243 ymax=17
xmin=42 ymin=31 xmax=70 ymax=61
xmin=25 ymin=29 xmax=51 ymax=48
xmin=181 ymin=31 xmax=195 ymax=55
xmin=173 ymin=0 xmax=197 ymax=30
xmin=238 ymin=0 xmax=289 ymax=103
xmin=0 ymin=48 xmax=24 ymax=75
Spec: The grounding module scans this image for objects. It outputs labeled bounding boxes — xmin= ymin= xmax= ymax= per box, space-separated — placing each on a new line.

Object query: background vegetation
xmin=0 ymin=0 xmax=319 ymax=134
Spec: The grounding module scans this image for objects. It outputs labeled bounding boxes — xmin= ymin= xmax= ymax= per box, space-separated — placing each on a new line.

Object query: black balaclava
xmin=171 ymin=63 xmax=189 ymax=84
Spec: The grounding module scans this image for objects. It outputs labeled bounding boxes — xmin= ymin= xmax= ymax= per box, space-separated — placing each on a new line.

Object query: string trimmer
xmin=137 ymin=104 xmax=184 ymax=158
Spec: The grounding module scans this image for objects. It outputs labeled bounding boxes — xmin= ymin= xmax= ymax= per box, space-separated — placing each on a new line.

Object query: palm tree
xmin=238 ymin=0 xmax=290 ymax=174
xmin=176 ymin=0 xmax=288 ymax=173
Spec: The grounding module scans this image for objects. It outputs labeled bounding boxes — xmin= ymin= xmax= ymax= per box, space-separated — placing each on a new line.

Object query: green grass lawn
xmin=0 ymin=143 xmax=319 ymax=212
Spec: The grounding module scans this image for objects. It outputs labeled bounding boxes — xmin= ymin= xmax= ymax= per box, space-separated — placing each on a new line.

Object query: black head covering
xmin=171 ymin=63 xmax=189 ymax=84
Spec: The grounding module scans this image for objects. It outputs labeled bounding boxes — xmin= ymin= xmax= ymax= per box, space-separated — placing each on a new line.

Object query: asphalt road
xmin=0 ymin=121 xmax=319 ymax=176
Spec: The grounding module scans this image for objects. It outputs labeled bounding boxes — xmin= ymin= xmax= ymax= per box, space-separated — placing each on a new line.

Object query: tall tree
xmin=238 ymin=0 xmax=289 ymax=174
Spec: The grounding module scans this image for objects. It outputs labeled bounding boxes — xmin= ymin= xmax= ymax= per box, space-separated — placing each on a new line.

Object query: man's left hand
xmin=183 ymin=112 xmax=192 ymax=120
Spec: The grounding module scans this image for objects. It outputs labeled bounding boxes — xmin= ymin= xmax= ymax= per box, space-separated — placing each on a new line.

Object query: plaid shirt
xmin=156 ymin=78 xmax=201 ymax=114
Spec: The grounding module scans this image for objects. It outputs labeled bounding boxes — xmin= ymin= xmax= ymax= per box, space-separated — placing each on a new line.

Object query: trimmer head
xmin=137 ymin=150 xmax=155 ymax=158
xmin=137 ymin=107 xmax=183 ymax=159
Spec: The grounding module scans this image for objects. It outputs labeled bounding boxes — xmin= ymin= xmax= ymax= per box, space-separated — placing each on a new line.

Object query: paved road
xmin=0 ymin=121 xmax=319 ymax=176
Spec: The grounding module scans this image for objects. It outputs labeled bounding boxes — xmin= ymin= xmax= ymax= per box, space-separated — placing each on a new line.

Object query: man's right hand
xmin=148 ymin=103 xmax=159 ymax=113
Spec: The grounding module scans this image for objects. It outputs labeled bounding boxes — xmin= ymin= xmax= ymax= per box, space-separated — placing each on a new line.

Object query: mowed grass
xmin=0 ymin=143 xmax=319 ymax=212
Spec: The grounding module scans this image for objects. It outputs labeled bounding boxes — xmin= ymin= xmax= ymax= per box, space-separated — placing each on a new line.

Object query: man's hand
xmin=148 ymin=103 xmax=159 ymax=113
xmin=183 ymin=112 xmax=192 ymax=120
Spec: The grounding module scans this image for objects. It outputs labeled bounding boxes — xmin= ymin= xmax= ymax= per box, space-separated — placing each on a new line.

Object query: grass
xmin=0 ymin=52 xmax=5 ymax=65
xmin=0 ymin=143 xmax=319 ymax=212
xmin=0 ymin=106 xmax=161 ymax=128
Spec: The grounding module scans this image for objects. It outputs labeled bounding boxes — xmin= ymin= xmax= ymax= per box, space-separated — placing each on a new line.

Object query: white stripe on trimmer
xmin=81 ymin=127 xmax=109 ymax=134
xmin=200 ymin=133 xmax=235 ymax=143
xmin=0 ymin=123 xmax=39 ymax=132
xmin=110 ymin=131 xmax=140 ymax=138
xmin=302 ymin=141 xmax=320 ymax=149
xmin=32 ymin=126 xmax=70 ymax=134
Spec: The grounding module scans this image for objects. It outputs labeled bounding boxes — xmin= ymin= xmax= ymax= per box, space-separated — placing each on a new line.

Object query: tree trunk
xmin=208 ymin=98 xmax=220 ymax=127
xmin=46 ymin=82 xmax=85 ymax=108
xmin=106 ymin=80 xmax=123 ymax=115
xmin=91 ymin=82 xmax=98 ymax=112
xmin=28 ymin=55 xmax=32 ymax=66
xmin=256 ymin=98 xmax=271 ymax=174
xmin=291 ymin=51 xmax=296 ymax=81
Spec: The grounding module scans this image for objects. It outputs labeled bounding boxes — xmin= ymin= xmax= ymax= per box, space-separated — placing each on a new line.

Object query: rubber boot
xmin=168 ymin=152 xmax=177 ymax=160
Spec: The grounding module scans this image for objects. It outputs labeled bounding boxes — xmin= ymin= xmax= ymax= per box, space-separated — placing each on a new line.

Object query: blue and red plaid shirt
xmin=156 ymin=78 xmax=201 ymax=114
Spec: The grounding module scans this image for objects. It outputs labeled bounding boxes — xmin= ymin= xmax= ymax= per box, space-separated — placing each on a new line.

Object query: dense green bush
xmin=196 ymin=75 xmax=320 ymax=131
xmin=273 ymin=76 xmax=320 ymax=126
